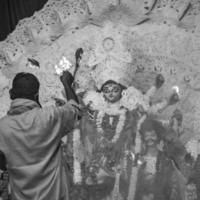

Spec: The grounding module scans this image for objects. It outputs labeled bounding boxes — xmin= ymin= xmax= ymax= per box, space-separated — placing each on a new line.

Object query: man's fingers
xmin=68 ymin=100 xmax=81 ymax=109
xmin=54 ymin=97 xmax=66 ymax=106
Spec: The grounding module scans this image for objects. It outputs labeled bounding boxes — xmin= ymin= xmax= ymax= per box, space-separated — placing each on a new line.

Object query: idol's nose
xmin=109 ymin=93 xmax=114 ymax=98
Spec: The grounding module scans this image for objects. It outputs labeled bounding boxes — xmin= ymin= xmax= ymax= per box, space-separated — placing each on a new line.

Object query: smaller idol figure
xmin=184 ymin=135 xmax=200 ymax=200
xmin=134 ymin=118 xmax=186 ymax=200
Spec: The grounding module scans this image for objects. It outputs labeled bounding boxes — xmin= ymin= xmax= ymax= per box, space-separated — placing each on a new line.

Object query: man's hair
xmin=140 ymin=118 xmax=166 ymax=141
xmin=10 ymin=72 xmax=40 ymax=101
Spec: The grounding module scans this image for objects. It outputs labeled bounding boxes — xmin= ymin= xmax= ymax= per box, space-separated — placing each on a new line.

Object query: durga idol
xmin=66 ymin=54 xmax=179 ymax=200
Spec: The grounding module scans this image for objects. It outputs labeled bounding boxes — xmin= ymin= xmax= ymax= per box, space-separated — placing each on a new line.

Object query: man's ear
xmin=34 ymin=92 xmax=39 ymax=101
xmin=9 ymin=89 xmax=14 ymax=100
xmin=34 ymin=92 xmax=42 ymax=107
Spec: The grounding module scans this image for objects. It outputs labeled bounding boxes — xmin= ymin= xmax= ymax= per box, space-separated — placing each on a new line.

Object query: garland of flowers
xmin=111 ymin=169 xmax=122 ymax=200
xmin=96 ymin=107 xmax=126 ymax=143
xmin=127 ymin=115 xmax=146 ymax=200
xmin=73 ymin=128 xmax=82 ymax=184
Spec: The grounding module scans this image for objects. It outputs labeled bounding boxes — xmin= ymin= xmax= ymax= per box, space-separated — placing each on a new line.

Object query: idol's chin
xmin=105 ymin=98 xmax=119 ymax=103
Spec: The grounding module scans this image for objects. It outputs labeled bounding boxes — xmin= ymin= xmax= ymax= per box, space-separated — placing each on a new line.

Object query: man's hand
xmin=60 ymin=70 xmax=74 ymax=87
xmin=68 ymin=100 xmax=83 ymax=119
xmin=54 ymin=97 xmax=66 ymax=107
xmin=155 ymin=74 xmax=165 ymax=89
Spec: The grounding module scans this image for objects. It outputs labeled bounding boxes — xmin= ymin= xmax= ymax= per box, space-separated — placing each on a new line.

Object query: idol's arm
xmin=146 ymin=74 xmax=165 ymax=98
xmin=148 ymin=92 xmax=179 ymax=114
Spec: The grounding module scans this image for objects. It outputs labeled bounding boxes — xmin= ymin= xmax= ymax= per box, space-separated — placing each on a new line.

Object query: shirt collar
xmin=7 ymin=98 xmax=40 ymax=115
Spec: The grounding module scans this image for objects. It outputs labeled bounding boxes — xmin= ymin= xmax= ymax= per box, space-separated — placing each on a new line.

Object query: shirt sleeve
xmin=41 ymin=102 xmax=79 ymax=139
xmin=0 ymin=151 xmax=6 ymax=171
xmin=56 ymin=103 xmax=79 ymax=136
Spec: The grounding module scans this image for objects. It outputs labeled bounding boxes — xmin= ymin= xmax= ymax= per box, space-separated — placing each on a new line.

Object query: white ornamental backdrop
xmin=1 ymin=0 xmax=200 ymax=139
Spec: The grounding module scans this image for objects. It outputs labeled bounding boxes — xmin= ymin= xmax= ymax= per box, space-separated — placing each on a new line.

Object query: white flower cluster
xmin=185 ymin=138 xmax=200 ymax=160
xmin=54 ymin=56 xmax=72 ymax=75
xmin=73 ymin=128 xmax=82 ymax=184
xmin=120 ymin=86 xmax=150 ymax=111
xmin=83 ymin=90 xmax=105 ymax=111
xmin=112 ymin=109 xmax=126 ymax=143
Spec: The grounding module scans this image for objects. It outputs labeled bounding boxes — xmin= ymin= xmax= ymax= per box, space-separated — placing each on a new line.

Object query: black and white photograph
xmin=0 ymin=0 xmax=200 ymax=200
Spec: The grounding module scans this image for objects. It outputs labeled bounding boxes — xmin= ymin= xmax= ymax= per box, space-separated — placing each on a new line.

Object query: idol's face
xmin=102 ymin=83 xmax=122 ymax=103
xmin=143 ymin=130 xmax=159 ymax=147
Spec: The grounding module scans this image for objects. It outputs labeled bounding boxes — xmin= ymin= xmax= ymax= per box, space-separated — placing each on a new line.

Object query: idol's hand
xmin=74 ymin=48 xmax=83 ymax=77
xmin=155 ymin=74 xmax=165 ymax=89
xmin=75 ymin=48 xmax=83 ymax=66
xmin=169 ymin=93 xmax=179 ymax=105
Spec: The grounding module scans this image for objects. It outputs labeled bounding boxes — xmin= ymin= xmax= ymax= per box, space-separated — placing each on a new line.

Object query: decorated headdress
xmin=91 ymin=55 xmax=134 ymax=90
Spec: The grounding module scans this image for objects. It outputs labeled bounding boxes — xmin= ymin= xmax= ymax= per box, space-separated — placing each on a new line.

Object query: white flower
xmin=120 ymin=86 xmax=150 ymax=111
xmin=185 ymin=139 xmax=199 ymax=160
xmin=111 ymin=109 xmax=126 ymax=143
xmin=73 ymin=129 xmax=82 ymax=184
xmin=83 ymin=90 xmax=105 ymax=110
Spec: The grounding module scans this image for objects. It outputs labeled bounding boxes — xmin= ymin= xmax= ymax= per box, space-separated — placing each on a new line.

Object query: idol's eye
xmin=112 ymin=87 xmax=120 ymax=93
xmin=102 ymin=88 xmax=111 ymax=93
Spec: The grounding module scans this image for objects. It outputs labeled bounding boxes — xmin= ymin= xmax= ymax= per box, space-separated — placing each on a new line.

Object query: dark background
xmin=0 ymin=0 xmax=48 ymax=41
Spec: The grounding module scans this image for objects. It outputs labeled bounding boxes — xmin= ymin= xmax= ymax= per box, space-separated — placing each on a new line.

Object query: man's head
xmin=101 ymin=80 xmax=126 ymax=103
xmin=140 ymin=119 xmax=165 ymax=147
xmin=10 ymin=72 xmax=40 ymax=104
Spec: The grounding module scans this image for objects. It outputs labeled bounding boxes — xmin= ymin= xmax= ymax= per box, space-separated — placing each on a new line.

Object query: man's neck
xmin=146 ymin=147 xmax=158 ymax=157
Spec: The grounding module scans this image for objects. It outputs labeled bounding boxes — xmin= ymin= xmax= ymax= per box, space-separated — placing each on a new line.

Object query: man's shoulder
xmin=0 ymin=115 xmax=10 ymax=128
xmin=0 ymin=116 xmax=12 ymax=143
